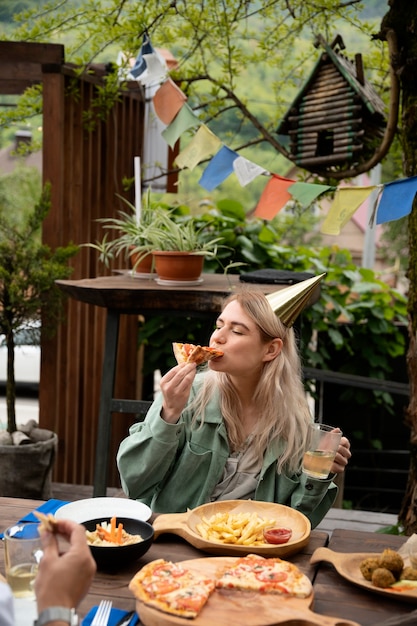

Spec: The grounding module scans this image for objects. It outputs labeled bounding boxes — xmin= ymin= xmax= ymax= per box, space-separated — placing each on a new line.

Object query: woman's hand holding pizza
xmin=160 ymin=362 xmax=197 ymax=424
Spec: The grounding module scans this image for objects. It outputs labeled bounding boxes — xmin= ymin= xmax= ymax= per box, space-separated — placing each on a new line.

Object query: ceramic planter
xmin=129 ymin=248 xmax=154 ymax=273
xmin=152 ymin=251 xmax=204 ymax=281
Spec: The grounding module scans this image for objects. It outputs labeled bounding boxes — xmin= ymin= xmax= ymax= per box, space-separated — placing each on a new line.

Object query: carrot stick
xmin=110 ymin=516 xmax=116 ymax=541
xmin=117 ymin=523 xmax=123 ymax=544
xmin=96 ymin=525 xmax=113 ymax=541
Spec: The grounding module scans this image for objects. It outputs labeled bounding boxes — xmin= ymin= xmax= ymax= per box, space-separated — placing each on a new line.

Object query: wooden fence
xmin=0 ymin=41 xmax=177 ymax=486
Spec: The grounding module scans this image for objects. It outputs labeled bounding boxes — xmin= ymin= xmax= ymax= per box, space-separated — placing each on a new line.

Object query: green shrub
xmin=138 ymin=199 xmax=407 ymax=417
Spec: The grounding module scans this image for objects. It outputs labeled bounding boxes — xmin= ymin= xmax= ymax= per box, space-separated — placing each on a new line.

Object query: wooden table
xmin=1 ymin=497 xmax=416 ymax=625
xmin=55 ymin=273 xmax=292 ymax=497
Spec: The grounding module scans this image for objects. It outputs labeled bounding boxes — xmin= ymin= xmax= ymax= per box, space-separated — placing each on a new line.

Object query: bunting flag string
xmin=124 ymin=35 xmax=417 ymax=232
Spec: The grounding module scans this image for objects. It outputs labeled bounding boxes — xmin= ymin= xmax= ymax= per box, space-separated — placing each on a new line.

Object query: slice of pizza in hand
xmin=173 ymin=342 xmax=223 ymax=365
xmin=129 ymin=558 xmax=216 ymax=619
xmin=215 ymin=553 xmax=312 ymax=599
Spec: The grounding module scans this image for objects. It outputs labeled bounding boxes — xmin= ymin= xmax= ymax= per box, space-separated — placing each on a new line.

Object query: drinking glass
xmin=4 ymin=522 xmax=43 ymax=598
xmin=302 ymin=423 xmax=342 ymax=479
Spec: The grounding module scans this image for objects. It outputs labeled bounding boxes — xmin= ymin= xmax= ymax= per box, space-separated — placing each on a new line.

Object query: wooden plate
xmin=311 ymin=547 xmax=417 ymax=603
xmin=153 ymin=500 xmax=311 ymax=557
xmin=134 ymin=556 xmax=361 ymax=626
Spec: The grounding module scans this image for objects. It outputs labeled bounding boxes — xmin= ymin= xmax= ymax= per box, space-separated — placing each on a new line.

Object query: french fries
xmin=195 ymin=511 xmax=278 ymax=546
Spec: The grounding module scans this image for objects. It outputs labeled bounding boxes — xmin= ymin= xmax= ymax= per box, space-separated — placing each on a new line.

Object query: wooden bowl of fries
xmin=153 ymin=500 xmax=310 ymax=557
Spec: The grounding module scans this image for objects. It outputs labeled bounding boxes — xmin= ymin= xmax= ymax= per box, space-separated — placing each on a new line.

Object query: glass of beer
xmin=302 ymin=423 xmax=342 ymax=479
xmin=4 ymin=522 xmax=43 ymax=598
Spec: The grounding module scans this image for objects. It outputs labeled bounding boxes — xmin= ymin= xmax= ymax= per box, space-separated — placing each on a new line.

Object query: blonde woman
xmin=117 ymin=288 xmax=351 ymax=528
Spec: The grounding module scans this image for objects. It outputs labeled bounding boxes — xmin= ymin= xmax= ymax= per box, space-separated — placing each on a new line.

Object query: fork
xmin=91 ymin=600 xmax=113 ymax=626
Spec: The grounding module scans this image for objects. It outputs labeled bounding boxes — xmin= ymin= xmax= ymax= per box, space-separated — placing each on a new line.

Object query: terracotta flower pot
xmin=152 ymin=251 xmax=204 ymax=281
xmin=129 ymin=248 xmax=153 ymax=273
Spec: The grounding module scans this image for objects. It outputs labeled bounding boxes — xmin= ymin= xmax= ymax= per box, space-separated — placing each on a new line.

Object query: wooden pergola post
xmin=0 ymin=41 xmax=149 ymax=487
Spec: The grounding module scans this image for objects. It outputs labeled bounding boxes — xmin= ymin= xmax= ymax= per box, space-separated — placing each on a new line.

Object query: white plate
xmin=54 ymin=497 xmax=152 ymax=523
xmin=155 ymin=277 xmax=204 ymax=286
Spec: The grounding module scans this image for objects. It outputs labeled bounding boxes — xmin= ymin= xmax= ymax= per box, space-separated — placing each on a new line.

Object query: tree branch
xmin=180 ymin=72 xmax=292 ymax=159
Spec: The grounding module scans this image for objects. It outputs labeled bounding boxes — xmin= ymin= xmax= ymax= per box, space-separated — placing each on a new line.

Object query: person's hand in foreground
xmin=35 ymin=518 xmax=96 ymax=613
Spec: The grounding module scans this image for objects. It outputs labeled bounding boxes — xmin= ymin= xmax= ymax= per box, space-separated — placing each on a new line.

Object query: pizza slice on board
xmin=129 ymin=559 xmax=216 ymax=619
xmin=215 ymin=554 xmax=312 ymax=598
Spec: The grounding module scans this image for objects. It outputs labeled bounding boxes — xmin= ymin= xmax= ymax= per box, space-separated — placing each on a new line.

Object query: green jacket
xmin=117 ymin=384 xmax=337 ymax=529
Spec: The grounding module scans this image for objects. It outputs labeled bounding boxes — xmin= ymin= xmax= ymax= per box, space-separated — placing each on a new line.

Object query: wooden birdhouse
xmin=276 ymin=34 xmax=386 ymax=176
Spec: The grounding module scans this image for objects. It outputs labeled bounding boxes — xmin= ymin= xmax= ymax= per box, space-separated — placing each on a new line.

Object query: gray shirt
xmin=210 ymin=437 xmax=262 ymax=501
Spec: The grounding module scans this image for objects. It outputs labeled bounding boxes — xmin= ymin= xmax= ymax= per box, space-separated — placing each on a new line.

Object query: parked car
xmin=0 ymin=323 xmax=40 ymax=389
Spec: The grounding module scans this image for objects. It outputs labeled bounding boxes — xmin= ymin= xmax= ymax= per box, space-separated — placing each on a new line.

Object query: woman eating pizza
xmin=117 ymin=274 xmax=351 ymax=528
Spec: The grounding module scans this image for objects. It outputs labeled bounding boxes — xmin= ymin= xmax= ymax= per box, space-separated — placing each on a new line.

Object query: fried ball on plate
xmin=371 ymin=567 xmax=396 ymax=588
xmin=379 ymin=548 xmax=404 ymax=578
xmin=359 ymin=557 xmax=381 ymax=581
xmin=400 ymin=566 xmax=417 ymax=581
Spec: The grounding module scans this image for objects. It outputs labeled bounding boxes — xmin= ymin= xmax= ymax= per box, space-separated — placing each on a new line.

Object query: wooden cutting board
xmin=152 ymin=500 xmax=311 ymax=557
xmin=135 ymin=556 xmax=361 ymax=626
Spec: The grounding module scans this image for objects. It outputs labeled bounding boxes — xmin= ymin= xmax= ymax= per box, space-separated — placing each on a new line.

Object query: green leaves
xmin=0 ymin=169 xmax=78 ymax=432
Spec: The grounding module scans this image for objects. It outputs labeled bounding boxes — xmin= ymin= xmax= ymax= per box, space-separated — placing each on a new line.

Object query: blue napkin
xmin=82 ymin=607 xmax=139 ymax=626
xmin=0 ymin=499 xmax=69 ymax=539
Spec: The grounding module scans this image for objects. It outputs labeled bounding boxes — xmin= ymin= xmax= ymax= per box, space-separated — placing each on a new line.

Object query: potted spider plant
xmin=86 ymin=196 xmax=225 ymax=282
xmin=144 ymin=209 xmax=224 ymax=281
xmin=86 ymin=195 xmax=156 ymax=273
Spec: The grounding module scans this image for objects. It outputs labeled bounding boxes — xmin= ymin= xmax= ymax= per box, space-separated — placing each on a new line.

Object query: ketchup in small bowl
xmin=263 ymin=527 xmax=292 ymax=545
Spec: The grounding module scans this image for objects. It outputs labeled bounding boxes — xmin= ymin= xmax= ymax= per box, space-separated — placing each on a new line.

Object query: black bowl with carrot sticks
xmin=82 ymin=515 xmax=154 ymax=569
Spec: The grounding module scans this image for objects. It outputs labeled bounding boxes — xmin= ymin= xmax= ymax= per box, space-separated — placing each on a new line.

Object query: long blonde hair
xmin=190 ymin=289 xmax=312 ymax=474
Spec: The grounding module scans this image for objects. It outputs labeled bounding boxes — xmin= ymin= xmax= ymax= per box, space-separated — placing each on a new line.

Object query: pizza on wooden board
xmin=172 ymin=342 xmax=223 ymax=365
xmin=129 ymin=558 xmax=216 ymax=619
xmin=129 ymin=554 xmax=312 ymax=619
xmin=216 ymin=553 xmax=312 ymax=598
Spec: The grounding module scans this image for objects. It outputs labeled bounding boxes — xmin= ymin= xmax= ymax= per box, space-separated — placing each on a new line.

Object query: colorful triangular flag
xmin=233 ymin=156 xmax=267 ymax=186
xmin=153 ymin=78 xmax=187 ymax=125
xmin=289 ymin=181 xmax=333 ymax=206
xmin=320 ymin=186 xmax=377 ymax=235
xmin=198 ymin=145 xmax=239 ymax=191
xmin=129 ymin=34 xmax=155 ymax=79
xmin=253 ymin=174 xmax=296 ymax=219
xmin=174 ymin=125 xmax=222 ymax=170
xmin=161 ymin=103 xmax=201 ymax=148
xmin=376 ymin=176 xmax=417 ymax=224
